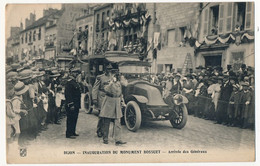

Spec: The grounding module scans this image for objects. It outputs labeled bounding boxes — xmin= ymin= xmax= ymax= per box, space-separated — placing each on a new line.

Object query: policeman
xmin=64 ymin=68 xmax=81 ymax=139
xmin=92 ymin=64 xmax=114 ymax=137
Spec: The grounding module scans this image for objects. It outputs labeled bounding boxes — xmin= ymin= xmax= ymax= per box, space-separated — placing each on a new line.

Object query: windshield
xmin=119 ymin=65 xmax=150 ymax=74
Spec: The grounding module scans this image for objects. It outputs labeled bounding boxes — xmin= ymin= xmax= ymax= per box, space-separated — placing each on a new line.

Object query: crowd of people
xmin=147 ymin=64 xmax=255 ymax=130
xmin=6 ymin=64 xmax=83 ymax=148
xmin=6 ymin=62 xmax=255 ymax=149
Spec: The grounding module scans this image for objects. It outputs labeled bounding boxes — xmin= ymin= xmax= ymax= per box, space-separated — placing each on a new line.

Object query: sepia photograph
xmin=3 ymin=1 xmax=257 ymax=164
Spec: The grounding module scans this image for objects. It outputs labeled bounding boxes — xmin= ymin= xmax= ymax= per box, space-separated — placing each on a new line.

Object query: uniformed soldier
xmin=99 ymin=72 xmax=127 ymax=145
xmin=92 ymin=64 xmax=114 ymax=137
xmin=64 ymin=68 xmax=81 ymax=139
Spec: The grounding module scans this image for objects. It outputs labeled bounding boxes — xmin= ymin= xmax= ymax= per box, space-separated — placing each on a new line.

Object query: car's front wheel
xmin=170 ymin=104 xmax=188 ymax=129
xmin=124 ymin=101 xmax=142 ymax=132
xmin=84 ymin=92 xmax=93 ymax=114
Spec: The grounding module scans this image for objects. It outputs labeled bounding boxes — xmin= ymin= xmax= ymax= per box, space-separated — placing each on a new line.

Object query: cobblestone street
xmin=7 ymin=108 xmax=255 ymax=163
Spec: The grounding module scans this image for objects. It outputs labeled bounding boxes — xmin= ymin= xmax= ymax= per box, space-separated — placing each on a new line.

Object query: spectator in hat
xmin=239 ymin=82 xmax=252 ymax=129
xmin=204 ymin=78 xmax=215 ymax=120
xmin=191 ymin=73 xmax=198 ymax=88
xmin=216 ymin=76 xmax=235 ymax=124
xmin=18 ymin=69 xmax=39 ymax=140
xmin=227 ymin=84 xmax=241 ymax=127
xmin=194 ymin=76 xmax=208 ymax=118
xmin=92 ymin=63 xmax=114 ymax=138
xmin=10 ymin=82 xmax=29 ymax=147
xmin=182 ymin=74 xmax=194 ymax=114
xmin=48 ymin=70 xmax=61 ymax=124
xmin=212 ymin=76 xmax=222 ymax=112
xmin=171 ymin=73 xmax=182 ymax=95
xmin=165 ymin=74 xmax=173 ymax=96
xmin=55 ymin=86 xmax=65 ymax=124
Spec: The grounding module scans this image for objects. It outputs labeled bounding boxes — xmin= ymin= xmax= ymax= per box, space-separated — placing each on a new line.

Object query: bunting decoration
xmin=107 ymin=3 xmax=151 ymax=32
xmin=195 ymin=31 xmax=254 ymax=48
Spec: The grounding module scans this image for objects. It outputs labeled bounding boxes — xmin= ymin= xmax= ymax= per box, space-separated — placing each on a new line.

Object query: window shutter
xmin=218 ymin=4 xmax=225 ymax=34
xmin=245 ymin=2 xmax=253 ymax=30
xmin=226 ymin=3 xmax=234 ymax=32
xmin=203 ymin=8 xmax=209 ymax=36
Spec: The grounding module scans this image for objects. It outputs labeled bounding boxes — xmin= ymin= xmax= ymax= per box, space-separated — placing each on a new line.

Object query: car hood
xmin=134 ymin=83 xmax=168 ymax=106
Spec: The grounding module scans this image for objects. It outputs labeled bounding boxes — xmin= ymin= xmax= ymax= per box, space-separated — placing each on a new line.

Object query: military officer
xmin=64 ymin=68 xmax=81 ymax=139
xmin=92 ymin=64 xmax=114 ymax=137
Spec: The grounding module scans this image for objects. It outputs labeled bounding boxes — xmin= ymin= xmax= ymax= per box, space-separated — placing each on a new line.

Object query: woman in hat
xmin=171 ymin=73 xmax=182 ymax=95
xmin=182 ymin=75 xmax=194 ymax=114
xmin=18 ymin=69 xmax=39 ymax=139
xmin=11 ymin=82 xmax=29 ymax=147
xmin=239 ymin=82 xmax=252 ymax=129
xmin=227 ymin=84 xmax=241 ymax=127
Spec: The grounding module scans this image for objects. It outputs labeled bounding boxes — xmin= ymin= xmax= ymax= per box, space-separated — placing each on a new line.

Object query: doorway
xmin=204 ymin=55 xmax=222 ymax=67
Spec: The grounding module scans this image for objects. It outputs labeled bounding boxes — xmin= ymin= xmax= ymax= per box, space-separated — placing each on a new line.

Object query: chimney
xmin=20 ymin=22 xmax=23 ymax=31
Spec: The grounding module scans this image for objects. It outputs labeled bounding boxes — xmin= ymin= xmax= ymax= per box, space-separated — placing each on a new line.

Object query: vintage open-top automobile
xmin=82 ymin=51 xmax=188 ymax=132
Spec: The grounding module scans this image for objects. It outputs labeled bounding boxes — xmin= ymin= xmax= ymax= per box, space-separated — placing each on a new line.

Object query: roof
xmin=76 ymin=13 xmax=94 ymax=21
xmin=21 ymin=9 xmax=63 ymax=33
xmin=94 ymin=3 xmax=112 ymax=12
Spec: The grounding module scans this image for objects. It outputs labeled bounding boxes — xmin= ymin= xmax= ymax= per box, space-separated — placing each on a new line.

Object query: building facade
xmin=195 ymin=2 xmax=254 ymax=72
xmin=6 ymin=26 xmax=21 ymax=64
xmin=75 ymin=6 xmax=95 ymax=58
xmin=93 ymin=3 xmax=113 ymax=55
xmin=146 ymin=3 xmax=201 ymax=74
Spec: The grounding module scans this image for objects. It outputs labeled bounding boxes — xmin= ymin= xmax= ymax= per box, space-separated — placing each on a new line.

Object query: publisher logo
xmin=20 ymin=148 xmax=27 ymax=157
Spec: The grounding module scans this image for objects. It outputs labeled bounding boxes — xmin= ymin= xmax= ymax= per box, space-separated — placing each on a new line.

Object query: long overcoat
xmin=99 ymin=81 xmax=123 ymax=119
xmin=92 ymin=74 xmax=112 ymax=110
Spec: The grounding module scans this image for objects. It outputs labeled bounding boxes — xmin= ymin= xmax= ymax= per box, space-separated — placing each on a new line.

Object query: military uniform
xmin=99 ymin=80 xmax=124 ymax=144
xmin=65 ymin=77 xmax=81 ymax=138
xmin=92 ymin=73 xmax=112 ymax=137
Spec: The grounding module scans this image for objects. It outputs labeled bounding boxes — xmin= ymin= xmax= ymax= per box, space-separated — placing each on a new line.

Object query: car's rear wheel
xmin=84 ymin=92 xmax=93 ymax=114
xmin=170 ymin=104 xmax=188 ymax=129
xmin=124 ymin=101 xmax=142 ymax=132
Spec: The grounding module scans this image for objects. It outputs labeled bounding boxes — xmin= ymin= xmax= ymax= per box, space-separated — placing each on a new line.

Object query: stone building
xmin=19 ymin=5 xmax=89 ymax=69
xmin=6 ymin=26 xmax=22 ymax=64
xmin=195 ymin=2 xmax=254 ymax=72
xmin=93 ymin=3 xmax=113 ymax=55
xmin=19 ymin=10 xmax=57 ymax=61
xmin=146 ymin=3 xmax=201 ymax=74
xmin=75 ymin=5 xmax=95 ymax=58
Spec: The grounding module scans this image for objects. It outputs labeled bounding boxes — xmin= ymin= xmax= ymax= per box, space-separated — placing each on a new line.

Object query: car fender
xmin=131 ymin=95 xmax=148 ymax=104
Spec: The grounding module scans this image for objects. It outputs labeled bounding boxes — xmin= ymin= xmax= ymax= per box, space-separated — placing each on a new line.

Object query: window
xmin=210 ymin=5 xmax=219 ymax=35
xmin=29 ymin=31 xmax=32 ymax=42
xmin=231 ymin=52 xmax=244 ymax=71
xmin=25 ymin=33 xmax=27 ymax=43
xmin=167 ymin=29 xmax=176 ymax=47
xmin=165 ymin=64 xmax=173 ymax=73
xmin=203 ymin=8 xmax=209 ymax=35
xmin=236 ymin=2 xmax=246 ymax=31
xmin=123 ymin=27 xmax=138 ymax=46
xmin=85 ymin=25 xmax=88 ymax=30
xmin=179 ymin=27 xmax=186 ymax=42
xmin=101 ymin=12 xmax=105 ymax=29
xmin=38 ymin=28 xmax=41 ymax=40
xmin=107 ymin=10 xmax=110 ymax=17
xmin=96 ymin=14 xmax=100 ymax=31
xmin=33 ymin=30 xmax=36 ymax=41
xmin=21 ymin=35 xmax=24 ymax=44
xmin=218 ymin=4 xmax=224 ymax=34
xmin=79 ymin=27 xmax=82 ymax=32
xmin=226 ymin=3 xmax=234 ymax=32
xmin=245 ymin=2 xmax=253 ymax=30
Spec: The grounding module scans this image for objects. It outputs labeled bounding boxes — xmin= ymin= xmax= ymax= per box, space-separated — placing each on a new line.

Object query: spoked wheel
xmin=170 ymin=104 xmax=188 ymax=129
xmin=84 ymin=92 xmax=93 ymax=114
xmin=124 ymin=101 xmax=141 ymax=132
